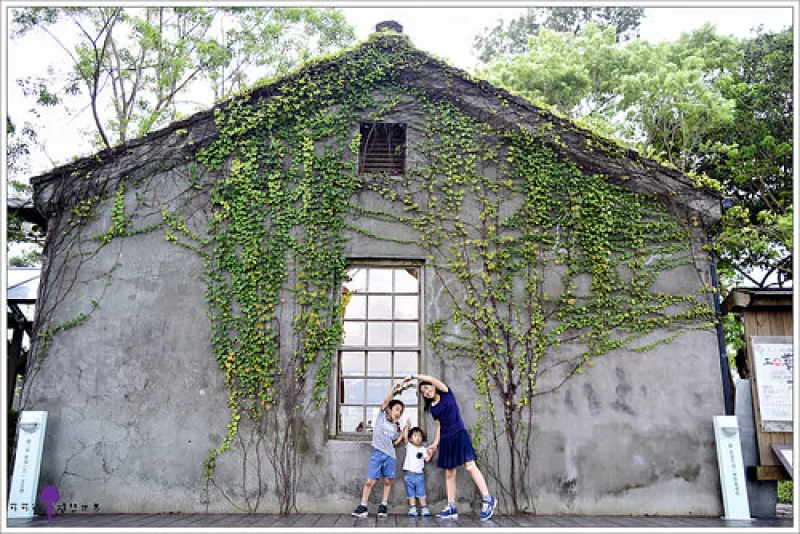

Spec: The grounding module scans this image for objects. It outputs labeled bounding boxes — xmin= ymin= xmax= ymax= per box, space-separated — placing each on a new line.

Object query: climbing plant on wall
xmin=193 ymin=31 xmax=716 ymax=512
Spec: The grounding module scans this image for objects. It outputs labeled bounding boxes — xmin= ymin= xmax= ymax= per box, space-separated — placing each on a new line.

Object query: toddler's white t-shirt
xmin=403 ymin=443 xmax=429 ymax=473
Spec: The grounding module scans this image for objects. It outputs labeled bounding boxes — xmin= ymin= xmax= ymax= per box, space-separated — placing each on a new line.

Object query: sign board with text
xmin=7 ymin=411 xmax=48 ymax=518
xmin=751 ymin=336 xmax=793 ymax=432
xmin=713 ymin=415 xmax=751 ymax=520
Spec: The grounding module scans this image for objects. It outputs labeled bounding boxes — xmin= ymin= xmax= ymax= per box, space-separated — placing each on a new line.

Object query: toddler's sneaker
xmin=436 ymin=504 xmax=458 ymax=519
xmin=479 ymin=495 xmax=497 ymax=521
xmin=377 ymin=503 xmax=388 ymax=518
xmin=408 ymin=506 xmax=418 ymax=517
xmin=421 ymin=506 xmax=431 ymax=517
xmin=351 ymin=503 xmax=368 ymax=518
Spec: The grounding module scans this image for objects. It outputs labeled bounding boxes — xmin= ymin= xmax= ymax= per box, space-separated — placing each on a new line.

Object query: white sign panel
xmin=7 ymin=411 xmax=48 ymax=518
xmin=713 ymin=416 xmax=751 ymax=520
xmin=751 ymin=336 xmax=793 ymax=432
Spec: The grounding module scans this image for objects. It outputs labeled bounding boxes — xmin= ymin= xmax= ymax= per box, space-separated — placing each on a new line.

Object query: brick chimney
xmin=375 ymin=20 xmax=403 ymax=34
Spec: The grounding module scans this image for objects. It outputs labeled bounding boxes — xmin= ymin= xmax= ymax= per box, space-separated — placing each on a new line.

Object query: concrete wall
xmin=22 ymin=95 xmax=725 ymax=516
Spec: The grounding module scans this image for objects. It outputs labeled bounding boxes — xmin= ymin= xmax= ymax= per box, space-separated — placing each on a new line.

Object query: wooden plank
xmin=237 ymin=514 xmax=276 ymax=527
xmin=394 ymin=515 xmax=419 ymax=529
xmin=291 ymin=514 xmax=321 ymax=527
xmin=270 ymin=513 xmax=304 ymax=527
xmin=782 ymin=310 xmax=795 ymax=335
xmin=452 ymin=514 xmax=482 ymax=528
xmin=493 ymin=515 xmax=524 ymax=527
xmin=747 ymin=465 xmax=791 ymax=481
xmin=721 ymin=291 xmax=751 ymax=314
xmin=310 ymin=514 xmax=340 ymax=527
xmin=334 ymin=514 xmax=361 ymax=528
xmin=772 ymin=444 xmax=794 ymax=478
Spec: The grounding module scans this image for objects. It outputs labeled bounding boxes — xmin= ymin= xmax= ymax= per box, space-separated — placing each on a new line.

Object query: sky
xmin=341 ymin=4 xmax=795 ymax=71
xmin=2 ymin=1 xmax=797 ymax=178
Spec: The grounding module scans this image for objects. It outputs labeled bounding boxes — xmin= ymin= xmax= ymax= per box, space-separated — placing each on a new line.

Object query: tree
xmin=474 ymin=6 xmax=644 ymax=63
xmin=477 ymin=21 xmax=792 ymax=290
xmin=612 ymin=24 xmax=741 ymax=172
xmin=480 ymin=23 xmax=742 ymax=172
xmin=699 ymin=28 xmax=793 ymax=287
xmin=11 ymin=7 xmax=356 ymax=150
xmin=7 ymin=114 xmax=47 ymax=266
xmin=477 ymin=24 xmax=623 ymax=121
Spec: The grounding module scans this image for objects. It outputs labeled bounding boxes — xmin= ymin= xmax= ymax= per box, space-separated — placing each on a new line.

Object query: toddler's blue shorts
xmin=404 ymin=471 xmax=426 ymax=499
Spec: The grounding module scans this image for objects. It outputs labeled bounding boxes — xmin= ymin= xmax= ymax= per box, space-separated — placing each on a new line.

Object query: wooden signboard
xmin=750 ymin=337 xmax=793 ymax=432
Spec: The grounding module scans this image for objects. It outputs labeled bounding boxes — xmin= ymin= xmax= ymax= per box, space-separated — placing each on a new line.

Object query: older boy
xmin=351 ymin=383 xmax=405 ymax=518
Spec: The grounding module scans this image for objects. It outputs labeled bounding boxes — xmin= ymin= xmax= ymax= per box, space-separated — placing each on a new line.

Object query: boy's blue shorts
xmin=367 ymin=449 xmax=396 ymax=479
xmin=404 ymin=471 xmax=426 ymax=499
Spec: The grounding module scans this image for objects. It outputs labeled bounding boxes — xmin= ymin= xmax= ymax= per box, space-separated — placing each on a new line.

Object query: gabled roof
xmin=30 ymin=29 xmax=722 ymax=226
xmin=721 ymin=287 xmax=793 ymax=313
xmin=8 ymin=197 xmax=47 ymax=227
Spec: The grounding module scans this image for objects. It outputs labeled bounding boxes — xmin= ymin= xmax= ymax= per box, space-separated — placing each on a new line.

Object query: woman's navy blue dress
xmin=430 ymin=388 xmax=476 ymax=469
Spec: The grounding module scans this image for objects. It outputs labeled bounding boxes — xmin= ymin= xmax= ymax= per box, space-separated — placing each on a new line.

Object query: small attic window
xmin=359 ymin=122 xmax=406 ymax=175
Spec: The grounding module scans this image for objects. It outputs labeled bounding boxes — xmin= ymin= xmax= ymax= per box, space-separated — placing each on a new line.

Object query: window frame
xmin=332 ymin=261 xmax=424 ymax=439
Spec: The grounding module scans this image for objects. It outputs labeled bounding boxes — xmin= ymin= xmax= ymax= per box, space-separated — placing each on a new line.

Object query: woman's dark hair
xmin=419 ymin=380 xmax=443 ymax=411
xmin=408 ymin=426 xmax=425 ymax=441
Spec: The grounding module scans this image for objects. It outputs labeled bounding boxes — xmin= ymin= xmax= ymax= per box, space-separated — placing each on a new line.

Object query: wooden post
xmin=7 ymin=326 xmax=26 ymax=408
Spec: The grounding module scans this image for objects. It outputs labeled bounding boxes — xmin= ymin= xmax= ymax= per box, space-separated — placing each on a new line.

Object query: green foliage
xmin=722 ymin=312 xmax=745 ymax=376
xmin=715 ymin=205 xmax=793 ymax=288
xmin=9 ymin=249 xmax=43 ymax=267
xmin=6 ymin=131 xmax=45 ymax=253
xmin=478 ymin=24 xmax=622 ymax=118
xmin=94 ymin=184 xmax=130 ymax=243
xmin=615 ymin=25 xmax=740 ymax=172
xmin=481 ymin=23 xmax=741 ymax=175
xmin=474 ymin=6 xmax=644 ymax=63
xmin=7 ymin=115 xmax=38 ymax=179
xmin=6 ymin=210 xmax=44 ymax=254
xmin=778 ymin=480 xmax=793 ymax=504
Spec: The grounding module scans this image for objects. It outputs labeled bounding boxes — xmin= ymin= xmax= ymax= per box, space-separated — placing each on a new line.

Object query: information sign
xmin=7 ymin=411 xmax=48 ymax=519
xmin=751 ymin=336 xmax=793 ymax=432
xmin=713 ymin=415 xmax=751 ymax=520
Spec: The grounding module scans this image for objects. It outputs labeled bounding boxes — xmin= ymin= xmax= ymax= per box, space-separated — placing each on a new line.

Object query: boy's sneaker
xmin=479 ymin=496 xmax=497 ymax=521
xmin=421 ymin=506 xmax=431 ymax=517
xmin=351 ymin=504 xmax=368 ymax=518
xmin=408 ymin=506 xmax=418 ymax=517
xmin=436 ymin=504 xmax=458 ymax=519
xmin=377 ymin=503 xmax=388 ymax=518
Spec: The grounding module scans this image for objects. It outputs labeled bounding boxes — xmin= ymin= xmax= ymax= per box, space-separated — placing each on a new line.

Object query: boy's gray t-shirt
xmin=372 ymin=410 xmax=399 ymax=458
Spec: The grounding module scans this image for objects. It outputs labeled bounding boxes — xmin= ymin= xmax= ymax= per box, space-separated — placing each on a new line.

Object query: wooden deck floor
xmin=6 ymin=512 xmax=794 ymax=530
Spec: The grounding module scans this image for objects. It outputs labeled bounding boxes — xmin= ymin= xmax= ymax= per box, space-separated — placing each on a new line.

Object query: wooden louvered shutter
xmin=359 ymin=123 xmax=406 ymax=175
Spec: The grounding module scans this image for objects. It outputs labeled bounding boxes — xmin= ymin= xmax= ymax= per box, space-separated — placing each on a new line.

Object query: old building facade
xmin=21 ymin=28 xmax=725 ymax=515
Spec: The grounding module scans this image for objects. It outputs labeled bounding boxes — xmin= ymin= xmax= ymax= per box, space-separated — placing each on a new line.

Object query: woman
xmin=402 ymin=373 xmax=498 ymax=520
